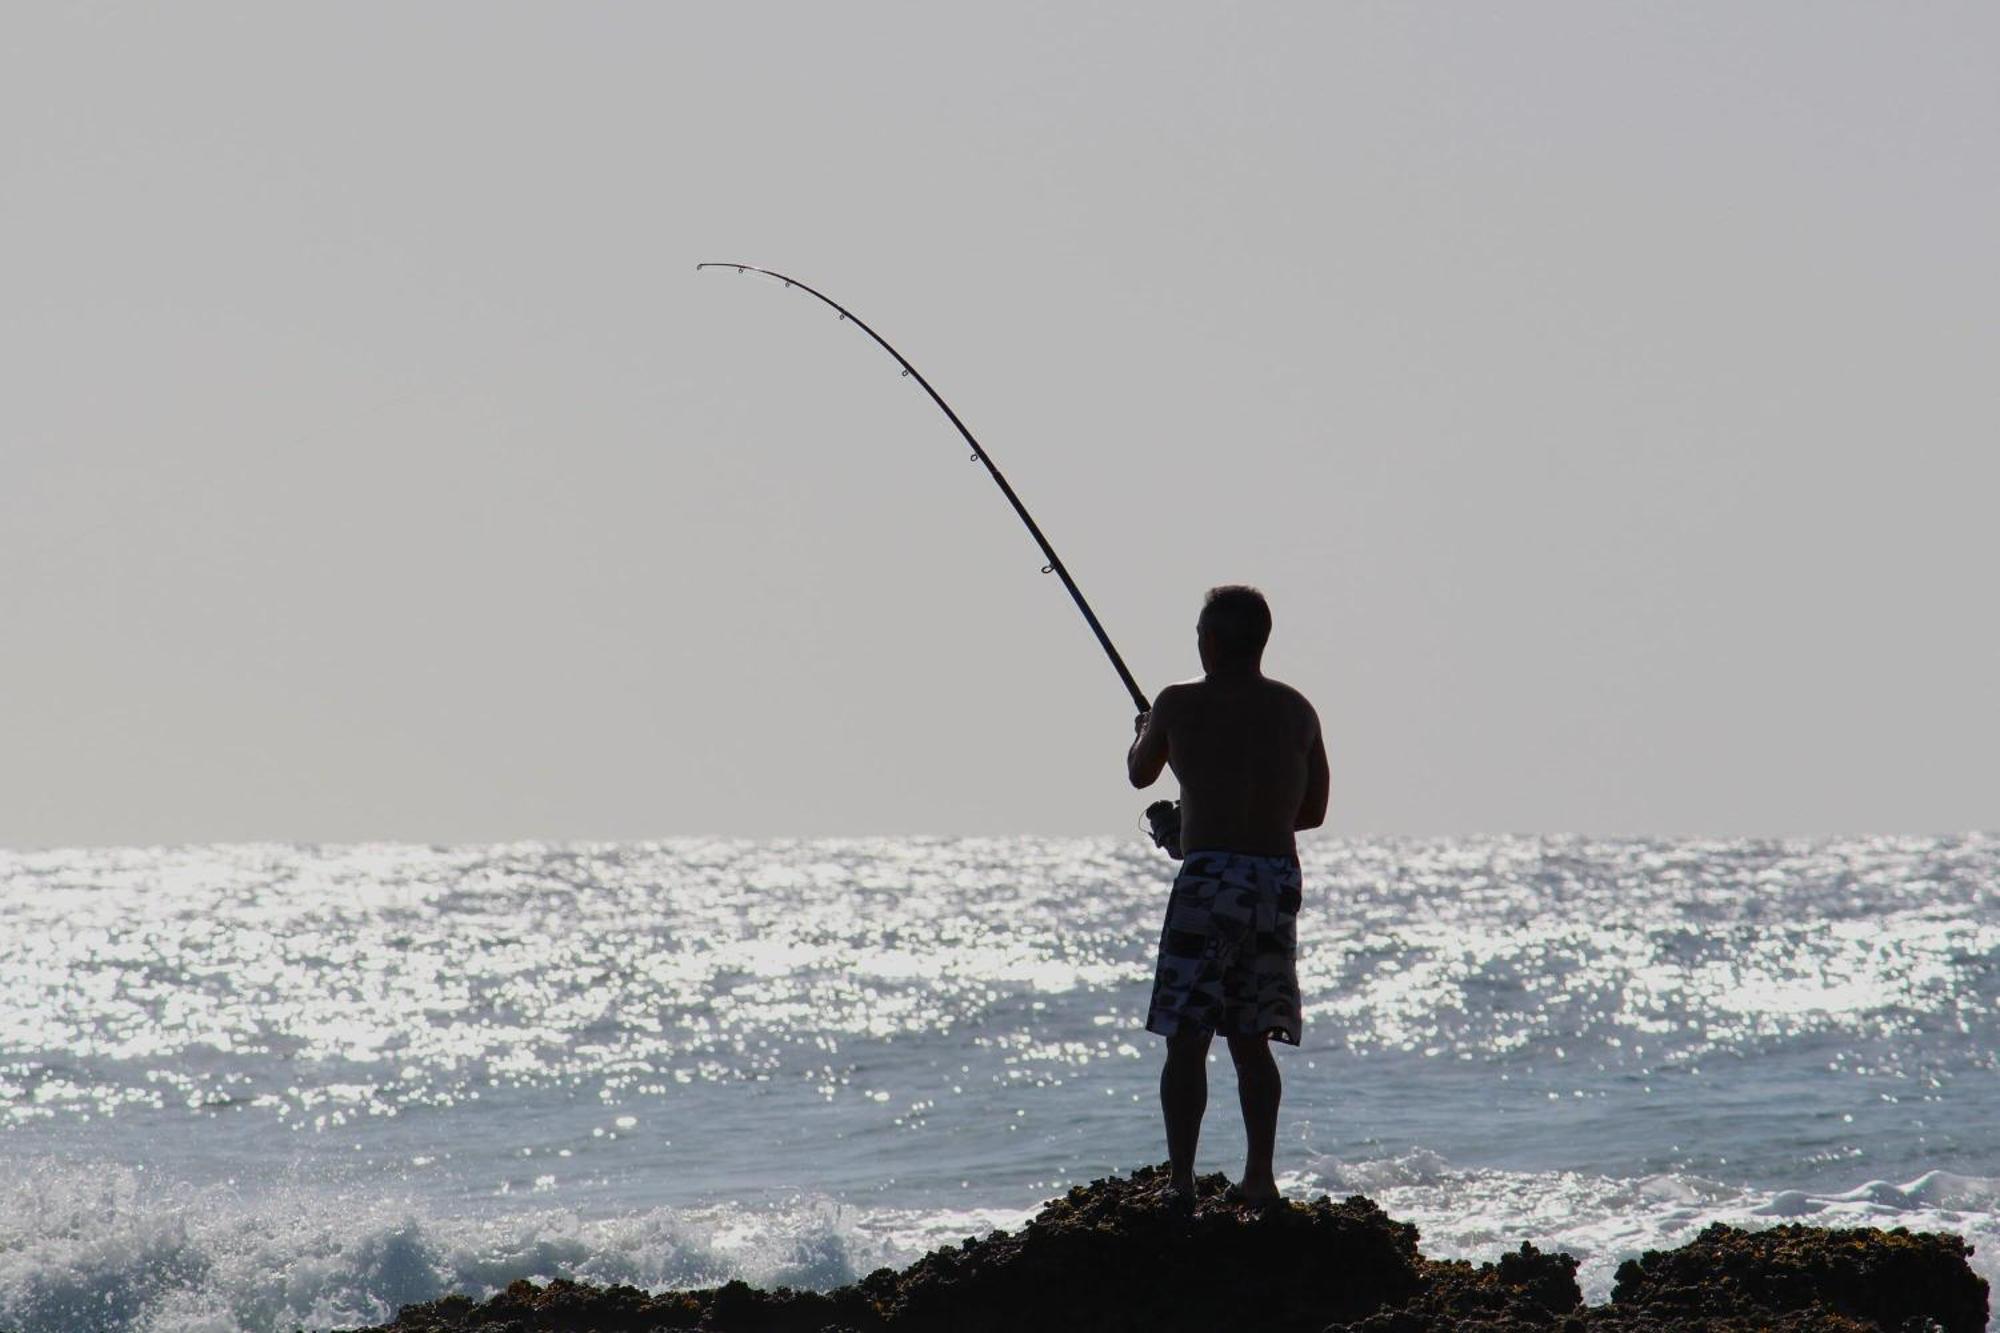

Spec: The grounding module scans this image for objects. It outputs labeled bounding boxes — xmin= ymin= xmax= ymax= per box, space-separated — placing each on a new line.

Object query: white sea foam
xmin=7 ymin=1150 xmax=1995 ymax=1333
xmin=1297 ymin=1149 xmax=2000 ymax=1313
xmin=0 ymin=1159 xmax=930 ymax=1333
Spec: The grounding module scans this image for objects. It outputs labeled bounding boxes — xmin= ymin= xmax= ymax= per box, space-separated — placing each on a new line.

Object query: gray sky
xmin=4 ymin=3 xmax=1995 ymax=846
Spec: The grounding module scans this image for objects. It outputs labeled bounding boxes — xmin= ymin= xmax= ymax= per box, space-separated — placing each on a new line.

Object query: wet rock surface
xmin=343 ymin=1166 xmax=1987 ymax=1333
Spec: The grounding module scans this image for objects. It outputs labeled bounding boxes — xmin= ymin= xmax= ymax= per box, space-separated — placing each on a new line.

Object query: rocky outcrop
xmin=344 ymin=1166 xmax=1987 ymax=1333
xmin=1591 ymin=1220 xmax=1989 ymax=1332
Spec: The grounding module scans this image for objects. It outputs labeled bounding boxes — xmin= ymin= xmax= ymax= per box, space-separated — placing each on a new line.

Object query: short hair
xmin=1200 ymin=585 xmax=1271 ymax=661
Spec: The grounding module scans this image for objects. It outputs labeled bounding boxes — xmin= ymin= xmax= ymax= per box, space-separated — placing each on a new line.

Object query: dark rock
xmin=340 ymin=1166 xmax=1987 ymax=1333
xmin=1330 ymin=1242 xmax=1582 ymax=1332
xmin=1602 ymin=1221 xmax=1988 ymax=1333
xmin=826 ymin=1165 xmax=1420 ymax=1332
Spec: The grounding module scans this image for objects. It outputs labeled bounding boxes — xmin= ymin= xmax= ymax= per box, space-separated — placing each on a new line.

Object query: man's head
xmin=1197 ymin=585 xmax=1271 ymax=673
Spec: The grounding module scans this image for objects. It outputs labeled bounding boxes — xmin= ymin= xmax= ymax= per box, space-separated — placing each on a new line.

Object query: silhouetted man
xmin=1127 ymin=585 xmax=1330 ymax=1208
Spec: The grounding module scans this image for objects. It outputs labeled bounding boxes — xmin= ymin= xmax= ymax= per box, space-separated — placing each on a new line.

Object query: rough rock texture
xmin=1334 ymin=1243 xmax=1584 ymax=1332
xmin=342 ymin=1166 xmax=1987 ymax=1333
xmin=1592 ymin=1220 xmax=1989 ymax=1332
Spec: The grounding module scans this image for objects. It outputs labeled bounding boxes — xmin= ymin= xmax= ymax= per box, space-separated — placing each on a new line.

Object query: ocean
xmin=3 ymin=835 xmax=1996 ymax=1332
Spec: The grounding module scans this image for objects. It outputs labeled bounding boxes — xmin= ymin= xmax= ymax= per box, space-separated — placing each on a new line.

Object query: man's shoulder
xmin=1260 ymin=677 xmax=1321 ymax=723
xmin=1257 ymin=675 xmax=1312 ymax=703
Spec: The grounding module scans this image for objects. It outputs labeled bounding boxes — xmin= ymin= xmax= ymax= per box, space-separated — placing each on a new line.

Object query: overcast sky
xmin=3 ymin=3 xmax=1994 ymax=846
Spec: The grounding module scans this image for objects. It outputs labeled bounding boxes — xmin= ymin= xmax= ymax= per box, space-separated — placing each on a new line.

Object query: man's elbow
xmin=1128 ymin=764 xmax=1154 ymax=790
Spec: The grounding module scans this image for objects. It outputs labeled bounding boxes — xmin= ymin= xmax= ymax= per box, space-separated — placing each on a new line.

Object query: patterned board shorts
xmin=1145 ymin=850 xmax=1304 ymax=1045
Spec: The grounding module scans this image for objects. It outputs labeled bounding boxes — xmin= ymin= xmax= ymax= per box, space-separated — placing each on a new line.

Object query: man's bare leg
xmin=1227 ymin=1034 xmax=1282 ymax=1204
xmin=1160 ymin=1028 xmax=1213 ymax=1200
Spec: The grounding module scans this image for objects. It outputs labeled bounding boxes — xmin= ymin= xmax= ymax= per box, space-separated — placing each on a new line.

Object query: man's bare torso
xmin=1152 ymin=674 xmax=1322 ymax=858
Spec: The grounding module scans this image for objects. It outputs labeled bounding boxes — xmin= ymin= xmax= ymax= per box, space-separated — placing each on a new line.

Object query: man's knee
xmin=1164 ymin=1028 xmax=1212 ymax=1070
xmin=1226 ymin=1034 xmax=1275 ymax=1069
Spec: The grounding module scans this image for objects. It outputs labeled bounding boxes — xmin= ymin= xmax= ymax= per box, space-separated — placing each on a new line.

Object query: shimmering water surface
xmin=4 ymin=836 xmax=1997 ymax=1331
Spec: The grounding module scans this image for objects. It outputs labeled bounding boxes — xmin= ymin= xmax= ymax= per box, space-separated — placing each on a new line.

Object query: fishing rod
xmin=697 ymin=263 xmax=1150 ymax=715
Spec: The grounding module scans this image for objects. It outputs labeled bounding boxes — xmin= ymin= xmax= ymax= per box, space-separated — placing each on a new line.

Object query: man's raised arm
xmin=1127 ymin=687 xmax=1177 ymax=788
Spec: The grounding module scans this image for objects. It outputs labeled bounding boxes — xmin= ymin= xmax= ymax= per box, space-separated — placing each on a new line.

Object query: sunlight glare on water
xmin=3 ymin=835 xmax=1999 ymax=1331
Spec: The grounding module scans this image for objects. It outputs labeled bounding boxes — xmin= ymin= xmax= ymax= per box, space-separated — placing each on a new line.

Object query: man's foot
xmin=1161 ymin=1173 xmax=1198 ymax=1215
xmin=1224 ymin=1179 xmax=1283 ymax=1211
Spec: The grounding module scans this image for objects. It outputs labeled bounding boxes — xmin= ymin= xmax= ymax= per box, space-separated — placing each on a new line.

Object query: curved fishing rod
xmin=697 ymin=262 xmax=1149 ymax=714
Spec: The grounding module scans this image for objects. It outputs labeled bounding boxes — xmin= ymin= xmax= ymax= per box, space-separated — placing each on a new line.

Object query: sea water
xmin=3 ymin=836 xmax=1997 ymax=1332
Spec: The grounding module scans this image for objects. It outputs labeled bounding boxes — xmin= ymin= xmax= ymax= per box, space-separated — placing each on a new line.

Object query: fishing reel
xmin=1143 ymin=799 xmax=1184 ymax=860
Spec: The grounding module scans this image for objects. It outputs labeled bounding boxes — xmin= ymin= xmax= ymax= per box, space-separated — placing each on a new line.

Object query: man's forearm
xmin=1128 ymin=708 xmax=1168 ymax=787
xmin=1127 ymin=737 xmax=1152 ymax=787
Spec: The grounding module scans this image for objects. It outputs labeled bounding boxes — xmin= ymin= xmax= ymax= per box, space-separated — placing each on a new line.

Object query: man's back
xmin=1152 ymin=674 xmax=1323 ymax=858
